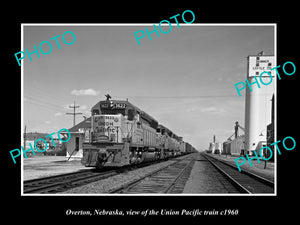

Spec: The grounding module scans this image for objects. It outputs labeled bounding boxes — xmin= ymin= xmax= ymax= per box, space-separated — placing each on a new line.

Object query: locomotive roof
xmin=92 ymin=99 xmax=158 ymax=125
xmin=157 ymin=124 xmax=180 ymax=139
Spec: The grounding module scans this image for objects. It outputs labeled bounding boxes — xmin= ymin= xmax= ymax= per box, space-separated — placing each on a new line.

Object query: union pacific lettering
xmin=96 ymin=127 xmax=116 ymax=133
xmin=97 ymin=122 xmax=114 ymax=126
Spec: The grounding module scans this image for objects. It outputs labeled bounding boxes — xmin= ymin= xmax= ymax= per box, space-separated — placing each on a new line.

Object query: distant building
xmin=209 ymin=142 xmax=215 ymax=153
xmin=222 ymin=135 xmax=245 ymax=156
xmin=209 ymin=135 xmax=222 ymax=154
xmin=25 ymin=132 xmax=49 ymax=140
xmin=24 ymin=132 xmax=61 ymax=156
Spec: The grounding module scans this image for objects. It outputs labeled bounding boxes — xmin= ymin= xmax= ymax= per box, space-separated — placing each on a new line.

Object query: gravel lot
xmin=23 ymin=156 xmax=89 ymax=181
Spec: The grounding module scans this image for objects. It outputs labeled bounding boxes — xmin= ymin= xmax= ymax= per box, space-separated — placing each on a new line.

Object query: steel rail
xmin=202 ymin=153 xmax=274 ymax=194
xmin=203 ymin=153 xmax=274 ymax=187
xmin=213 ymin=156 xmax=274 ymax=186
xmin=23 ymin=153 xmax=194 ymax=194
xmin=163 ymin=160 xmax=195 ymax=193
xmin=110 ymin=155 xmax=196 ymax=194
xmin=202 ymin=154 xmax=251 ymax=193
xmin=24 ymin=170 xmax=118 ymax=193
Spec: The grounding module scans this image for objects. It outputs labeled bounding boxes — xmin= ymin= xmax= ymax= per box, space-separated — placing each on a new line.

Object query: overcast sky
xmin=23 ymin=24 xmax=274 ymax=150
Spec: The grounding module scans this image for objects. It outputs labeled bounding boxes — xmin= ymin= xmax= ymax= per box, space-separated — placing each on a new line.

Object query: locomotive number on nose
xmin=113 ymin=103 xmax=127 ymax=109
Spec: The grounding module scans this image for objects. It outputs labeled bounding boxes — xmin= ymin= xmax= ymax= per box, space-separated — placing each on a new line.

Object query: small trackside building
xmin=63 ymin=117 xmax=91 ymax=159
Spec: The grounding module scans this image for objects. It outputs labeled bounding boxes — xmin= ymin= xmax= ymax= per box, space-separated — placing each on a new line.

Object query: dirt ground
xmin=23 ymin=156 xmax=89 ymax=180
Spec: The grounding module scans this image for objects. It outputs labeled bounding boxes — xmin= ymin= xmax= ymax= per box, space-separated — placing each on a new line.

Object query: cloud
xmin=71 ymin=88 xmax=100 ymax=96
xmin=217 ymin=77 xmax=223 ymax=82
xmin=200 ymin=106 xmax=226 ymax=115
xmin=186 ymin=106 xmax=220 ymax=114
xmin=45 ymin=121 xmax=51 ymax=124
xmin=54 ymin=112 xmax=63 ymax=117
xmin=185 ymin=105 xmax=202 ymax=113
xmin=63 ymin=104 xmax=71 ymax=110
xmin=80 ymin=105 xmax=88 ymax=110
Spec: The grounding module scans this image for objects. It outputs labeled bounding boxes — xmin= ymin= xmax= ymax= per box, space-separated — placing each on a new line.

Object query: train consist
xmin=81 ymin=97 xmax=197 ymax=169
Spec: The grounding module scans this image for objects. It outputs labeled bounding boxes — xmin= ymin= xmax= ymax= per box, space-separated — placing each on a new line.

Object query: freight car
xmin=81 ymin=97 xmax=194 ymax=169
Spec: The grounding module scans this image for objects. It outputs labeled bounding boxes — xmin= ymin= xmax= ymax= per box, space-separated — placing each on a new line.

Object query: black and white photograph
xmin=4 ymin=6 xmax=298 ymax=223
xmin=20 ymin=24 xmax=277 ymax=195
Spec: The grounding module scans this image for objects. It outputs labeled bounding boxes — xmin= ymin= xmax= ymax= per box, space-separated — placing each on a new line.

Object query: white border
xmin=21 ymin=23 xmax=277 ymax=196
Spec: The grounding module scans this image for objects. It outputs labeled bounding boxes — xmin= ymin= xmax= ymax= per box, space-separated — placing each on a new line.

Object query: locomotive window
xmin=141 ymin=118 xmax=150 ymax=126
xmin=92 ymin=109 xmax=100 ymax=115
xmin=128 ymin=109 xmax=135 ymax=121
xmin=75 ymin=137 xmax=79 ymax=151
xmin=151 ymin=120 xmax=158 ymax=129
xmin=101 ymin=109 xmax=125 ymax=115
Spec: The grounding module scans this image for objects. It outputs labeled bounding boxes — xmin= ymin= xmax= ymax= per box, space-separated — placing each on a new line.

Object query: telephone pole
xmin=66 ymin=101 xmax=82 ymax=127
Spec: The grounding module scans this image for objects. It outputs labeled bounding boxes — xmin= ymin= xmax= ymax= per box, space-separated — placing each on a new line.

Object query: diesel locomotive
xmin=81 ymin=97 xmax=196 ymax=169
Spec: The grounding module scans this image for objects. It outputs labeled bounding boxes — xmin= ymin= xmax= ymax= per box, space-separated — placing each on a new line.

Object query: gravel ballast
xmin=62 ymin=154 xmax=196 ymax=194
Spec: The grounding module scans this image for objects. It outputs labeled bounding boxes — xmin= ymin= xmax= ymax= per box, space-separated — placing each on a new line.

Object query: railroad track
xmin=110 ymin=155 xmax=196 ymax=194
xmin=202 ymin=153 xmax=274 ymax=194
xmin=23 ymin=154 xmax=192 ymax=194
xmin=23 ymin=169 xmax=118 ymax=194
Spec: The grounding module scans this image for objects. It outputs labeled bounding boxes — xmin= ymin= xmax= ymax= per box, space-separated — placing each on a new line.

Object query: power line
xmin=25 ymin=86 xmax=66 ymax=104
xmin=24 ymin=95 xmax=64 ymax=110
xmin=66 ymin=101 xmax=82 ymax=127
xmin=115 ymin=95 xmax=238 ymax=99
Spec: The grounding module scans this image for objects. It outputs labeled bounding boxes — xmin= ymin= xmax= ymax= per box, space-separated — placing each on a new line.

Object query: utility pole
xmin=66 ymin=101 xmax=82 ymax=127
